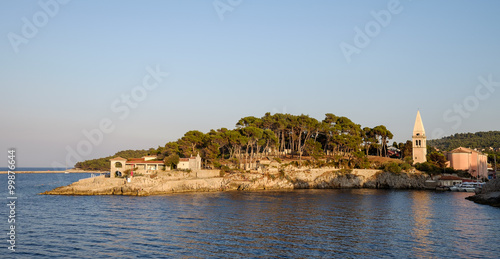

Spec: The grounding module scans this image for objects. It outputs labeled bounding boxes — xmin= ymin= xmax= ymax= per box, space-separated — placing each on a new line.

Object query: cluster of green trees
xmin=152 ymin=113 xmax=395 ymax=169
xmin=76 ymin=113 xmax=396 ymax=171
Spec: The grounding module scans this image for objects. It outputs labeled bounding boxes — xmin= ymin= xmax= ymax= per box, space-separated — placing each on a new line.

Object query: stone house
xmin=109 ymin=156 xmax=166 ymax=178
xmin=177 ymin=154 xmax=201 ymax=170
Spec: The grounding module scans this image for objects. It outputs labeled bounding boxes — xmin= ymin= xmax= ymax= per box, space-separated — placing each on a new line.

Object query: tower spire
xmin=412 ymin=111 xmax=427 ymax=164
xmin=413 ymin=110 xmax=425 ymax=136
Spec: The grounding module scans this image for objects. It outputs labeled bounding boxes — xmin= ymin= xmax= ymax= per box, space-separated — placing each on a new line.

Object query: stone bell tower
xmin=412 ymin=111 xmax=427 ymax=164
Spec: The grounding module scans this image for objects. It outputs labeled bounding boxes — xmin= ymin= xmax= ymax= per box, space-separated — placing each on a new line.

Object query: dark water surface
xmin=1 ymin=173 xmax=499 ymax=258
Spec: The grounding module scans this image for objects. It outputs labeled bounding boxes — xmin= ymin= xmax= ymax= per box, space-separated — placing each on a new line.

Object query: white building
xmin=177 ymin=154 xmax=202 ymax=170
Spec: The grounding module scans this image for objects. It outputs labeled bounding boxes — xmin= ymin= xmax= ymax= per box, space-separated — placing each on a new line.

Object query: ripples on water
xmin=1 ymin=174 xmax=499 ymax=258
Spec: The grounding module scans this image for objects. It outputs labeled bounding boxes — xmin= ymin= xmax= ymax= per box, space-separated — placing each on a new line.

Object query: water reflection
xmin=411 ymin=191 xmax=433 ymax=256
xmin=7 ymin=175 xmax=500 ymax=258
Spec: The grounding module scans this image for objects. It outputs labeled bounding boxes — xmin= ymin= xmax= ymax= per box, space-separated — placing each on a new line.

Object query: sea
xmin=1 ymin=171 xmax=499 ymax=258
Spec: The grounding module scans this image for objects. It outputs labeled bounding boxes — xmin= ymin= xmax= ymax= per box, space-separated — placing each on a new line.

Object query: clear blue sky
xmin=1 ymin=0 xmax=499 ymax=167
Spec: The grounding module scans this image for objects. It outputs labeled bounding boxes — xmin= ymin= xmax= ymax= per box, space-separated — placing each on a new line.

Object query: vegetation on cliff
xmin=77 ymin=113 xmax=403 ymax=171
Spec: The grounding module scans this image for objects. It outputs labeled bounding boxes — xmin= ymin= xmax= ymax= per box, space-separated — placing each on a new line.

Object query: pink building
xmin=446 ymin=147 xmax=488 ymax=178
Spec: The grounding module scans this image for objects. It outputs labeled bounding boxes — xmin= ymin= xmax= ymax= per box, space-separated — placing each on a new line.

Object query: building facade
xmin=177 ymin=154 xmax=202 ymax=170
xmin=446 ymin=147 xmax=488 ymax=178
xmin=412 ymin=111 xmax=427 ymax=164
xmin=109 ymin=156 xmax=166 ymax=178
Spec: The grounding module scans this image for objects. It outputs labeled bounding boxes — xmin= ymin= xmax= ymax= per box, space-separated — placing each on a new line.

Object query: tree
xmin=303 ymin=139 xmax=323 ymax=160
xmin=372 ymin=125 xmax=393 ymax=157
xmin=401 ymin=140 xmax=413 ymax=159
xmin=164 ymin=154 xmax=180 ymax=169
xmin=295 ymin=114 xmax=319 ymax=165
xmin=164 ymin=142 xmax=180 ymax=156
xmin=236 ymin=116 xmax=263 ymax=128
xmin=239 ymin=126 xmax=263 ymax=169
xmin=362 ymin=127 xmax=376 ymax=156
xmin=178 ymin=130 xmax=205 ymax=157
xmin=261 ymin=129 xmax=278 ymax=157
xmin=225 ymin=129 xmax=247 ymax=159
xmin=427 ymin=146 xmax=448 ymax=168
xmin=201 ymin=130 xmax=221 ymax=167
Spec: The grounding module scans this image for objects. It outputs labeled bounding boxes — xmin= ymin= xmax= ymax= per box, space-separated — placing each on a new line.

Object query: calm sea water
xmin=1 ymin=173 xmax=499 ymax=258
xmin=0 ymin=167 xmax=71 ymax=171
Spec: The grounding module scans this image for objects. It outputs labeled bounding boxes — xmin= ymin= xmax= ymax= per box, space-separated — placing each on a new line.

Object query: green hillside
xmin=428 ymin=131 xmax=500 ymax=151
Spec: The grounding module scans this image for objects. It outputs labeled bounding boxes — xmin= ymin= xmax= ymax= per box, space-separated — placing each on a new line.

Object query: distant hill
xmin=428 ymin=131 xmax=500 ymax=152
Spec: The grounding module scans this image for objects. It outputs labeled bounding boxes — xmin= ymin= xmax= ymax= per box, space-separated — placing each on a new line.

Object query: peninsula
xmin=42 ymin=167 xmax=428 ymax=196
xmin=43 ymin=112 xmax=498 ymax=205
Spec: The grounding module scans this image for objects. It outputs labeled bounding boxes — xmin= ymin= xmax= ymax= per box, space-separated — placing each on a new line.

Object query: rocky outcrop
xmin=363 ymin=171 xmax=428 ymax=189
xmin=42 ymin=174 xmax=227 ymax=196
xmin=466 ymin=179 xmax=500 ymax=207
xmin=41 ymin=168 xmax=429 ymax=196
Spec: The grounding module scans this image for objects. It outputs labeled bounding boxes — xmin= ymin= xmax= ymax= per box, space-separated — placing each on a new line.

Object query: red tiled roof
xmin=126 ymin=158 xmax=164 ymax=164
xmin=127 ymin=161 xmax=164 ymax=164
xmin=117 ymin=155 xmax=166 ymax=164
xmin=448 ymin=147 xmax=480 ymax=154
xmin=127 ymin=158 xmax=145 ymax=162
xmin=179 ymin=158 xmax=189 ymax=162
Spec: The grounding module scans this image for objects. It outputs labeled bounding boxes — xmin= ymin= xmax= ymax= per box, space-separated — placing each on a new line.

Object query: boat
xmin=457 ymin=184 xmax=467 ymax=192
xmin=460 ymin=182 xmax=484 ymax=192
xmin=464 ymin=186 xmax=476 ymax=193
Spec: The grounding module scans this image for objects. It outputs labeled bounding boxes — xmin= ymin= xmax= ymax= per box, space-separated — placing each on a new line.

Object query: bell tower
xmin=412 ymin=111 xmax=427 ymax=164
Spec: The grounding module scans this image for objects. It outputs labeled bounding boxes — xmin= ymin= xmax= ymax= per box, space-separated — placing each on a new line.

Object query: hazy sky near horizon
xmin=1 ymin=0 xmax=500 ymax=167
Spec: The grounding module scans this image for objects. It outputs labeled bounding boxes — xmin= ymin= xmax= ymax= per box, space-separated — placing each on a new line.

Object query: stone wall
xmin=195 ymin=170 xmax=221 ymax=179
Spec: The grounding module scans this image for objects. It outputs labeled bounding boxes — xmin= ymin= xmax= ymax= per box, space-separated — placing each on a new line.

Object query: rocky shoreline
xmin=41 ymin=169 xmax=430 ymax=196
xmin=465 ymin=179 xmax=500 ymax=207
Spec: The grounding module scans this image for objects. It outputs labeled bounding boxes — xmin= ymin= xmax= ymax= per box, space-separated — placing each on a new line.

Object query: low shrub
xmin=384 ymin=162 xmax=402 ymax=174
xmin=400 ymin=162 xmax=412 ymax=171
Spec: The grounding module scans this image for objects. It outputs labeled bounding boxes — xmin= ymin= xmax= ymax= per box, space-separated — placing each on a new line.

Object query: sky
xmin=1 ymin=0 xmax=499 ymax=167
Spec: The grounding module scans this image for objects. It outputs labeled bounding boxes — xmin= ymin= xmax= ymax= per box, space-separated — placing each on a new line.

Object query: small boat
xmin=449 ymin=185 xmax=460 ymax=192
xmin=464 ymin=186 xmax=476 ymax=193
xmin=461 ymin=182 xmax=484 ymax=192
xmin=64 ymin=171 xmax=69 ymax=174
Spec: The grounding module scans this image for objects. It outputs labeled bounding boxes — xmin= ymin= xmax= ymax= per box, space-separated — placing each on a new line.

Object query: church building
xmin=412 ymin=111 xmax=427 ymax=164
